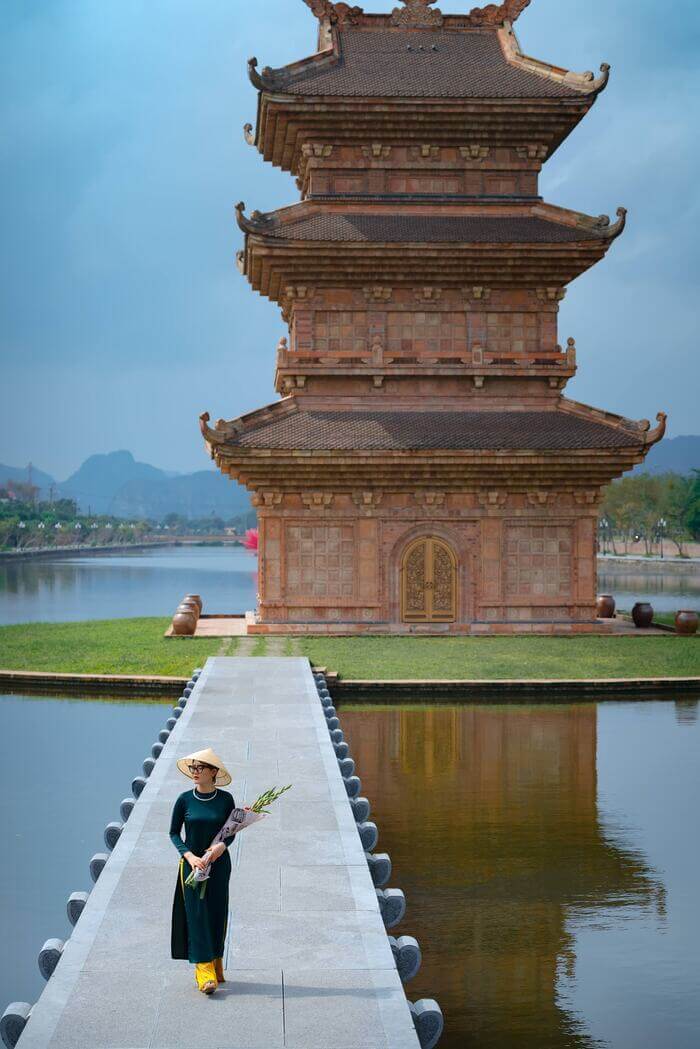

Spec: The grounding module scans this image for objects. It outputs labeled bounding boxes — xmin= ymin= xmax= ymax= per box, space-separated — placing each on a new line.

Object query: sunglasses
xmin=187 ymin=763 xmax=216 ymax=774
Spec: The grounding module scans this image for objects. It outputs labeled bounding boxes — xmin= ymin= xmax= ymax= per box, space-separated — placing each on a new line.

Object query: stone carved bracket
xmin=527 ymin=490 xmax=557 ymax=507
xmin=516 ymin=144 xmax=548 ymax=160
xmin=465 ymin=286 xmax=491 ymax=302
xmin=252 ymin=491 xmax=283 ymax=508
xmin=301 ymin=143 xmax=333 ymax=158
xmin=460 ymin=144 xmax=490 ymax=160
xmin=363 ymin=285 xmax=392 ymax=301
xmin=478 ymin=490 xmax=507 ymax=507
xmin=572 ymin=490 xmax=599 ymax=506
xmin=362 ymin=144 xmax=392 ymax=159
xmin=411 ymin=144 xmax=440 ymax=160
xmin=414 ymin=287 xmax=442 ymax=302
xmin=352 ymin=491 xmax=383 ymax=508
xmin=415 ymin=491 xmax=446 ymax=508
xmin=301 ymin=491 xmax=335 ymax=509
xmin=536 ymin=286 xmax=566 ymax=302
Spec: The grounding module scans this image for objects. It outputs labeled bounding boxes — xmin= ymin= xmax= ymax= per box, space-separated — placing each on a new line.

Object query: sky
xmin=1 ymin=0 xmax=698 ymax=480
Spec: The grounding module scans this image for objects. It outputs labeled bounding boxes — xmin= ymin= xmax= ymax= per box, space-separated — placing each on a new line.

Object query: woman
xmin=169 ymin=746 xmax=241 ymax=994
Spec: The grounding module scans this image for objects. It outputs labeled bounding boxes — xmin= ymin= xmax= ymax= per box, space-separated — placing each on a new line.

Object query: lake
xmin=0 ymin=689 xmax=173 ymax=1012
xmin=0 ymin=546 xmax=696 ymax=626
xmin=338 ymin=698 xmax=700 ymax=1049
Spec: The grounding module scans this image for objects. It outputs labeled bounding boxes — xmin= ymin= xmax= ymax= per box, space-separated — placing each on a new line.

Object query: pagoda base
xmin=246 ymin=616 xmax=620 ymax=637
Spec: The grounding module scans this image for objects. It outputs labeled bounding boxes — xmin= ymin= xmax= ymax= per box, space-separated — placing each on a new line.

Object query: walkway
xmin=15 ymin=658 xmax=422 ymax=1049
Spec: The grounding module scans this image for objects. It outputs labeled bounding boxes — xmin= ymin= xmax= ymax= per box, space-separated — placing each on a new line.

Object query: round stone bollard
xmin=343 ymin=775 xmax=361 ymax=799
xmin=166 ymin=717 xmax=177 ymax=730
xmin=357 ymin=820 xmax=378 ymax=851
xmin=327 ymin=717 xmax=340 ymax=732
xmin=67 ymin=891 xmax=90 ymax=927
xmin=349 ymin=796 xmax=370 ymax=823
xmin=38 ymin=939 xmax=64 ymax=981
xmin=89 ymin=853 xmax=109 ymax=883
xmin=0 ymin=1002 xmax=32 ymax=1048
xmin=171 ymin=706 xmax=183 ymax=720
xmin=376 ymin=888 xmax=406 ymax=929
xmin=338 ymin=757 xmax=355 ymax=778
xmin=151 ymin=741 xmax=163 ymax=760
xmin=183 ymin=686 xmax=193 ymax=698
xmin=365 ymin=851 xmax=391 ymax=888
xmin=330 ymin=728 xmax=344 ymax=744
xmin=409 ymin=999 xmax=444 ymax=1049
xmin=104 ymin=821 xmax=123 ymax=850
xmin=120 ymin=797 xmax=135 ymax=821
xmin=132 ymin=775 xmax=147 ymax=798
xmin=143 ymin=757 xmax=156 ymax=778
xmin=320 ymin=696 xmax=333 ymax=708
xmin=158 ymin=728 xmax=170 ymax=744
xmin=192 ymin=667 xmax=203 ymax=677
xmin=323 ymin=705 xmax=337 ymax=719
xmin=389 ymin=935 xmax=422 ymax=983
xmin=333 ymin=741 xmax=350 ymax=760
xmin=177 ymin=696 xmax=187 ymax=708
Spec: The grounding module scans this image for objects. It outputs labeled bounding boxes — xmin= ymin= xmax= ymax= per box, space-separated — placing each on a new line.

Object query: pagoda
xmin=201 ymin=0 xmax=665 ymax=635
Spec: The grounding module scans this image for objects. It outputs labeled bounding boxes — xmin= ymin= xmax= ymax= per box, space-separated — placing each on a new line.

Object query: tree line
xmin=599 ymin=471 xmax=699 ymax=557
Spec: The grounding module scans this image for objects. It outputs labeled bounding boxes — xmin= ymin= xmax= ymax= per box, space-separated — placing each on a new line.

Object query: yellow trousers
xmin=194 ymin=957 xmax=225 ymax=990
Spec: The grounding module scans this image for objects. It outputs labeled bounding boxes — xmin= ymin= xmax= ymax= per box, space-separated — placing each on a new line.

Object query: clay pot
xmin=675 ymin=610 xmax=699 ymax=636
xmin=632 ymin=602 xmax=654 ymax=628
xmin=184 ymin=594 xmax=203 ymax=614
xmin=177 ymin=600 xmax=200 ymax=619
xmin=172 ymin=611 xmax=196 ymax=636
xmin=596 ymin=594 xmax=616 ymax=619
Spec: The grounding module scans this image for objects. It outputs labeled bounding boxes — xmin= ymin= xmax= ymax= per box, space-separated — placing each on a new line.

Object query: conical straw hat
xmin=176 ymin=747 xmax=231 ymax=786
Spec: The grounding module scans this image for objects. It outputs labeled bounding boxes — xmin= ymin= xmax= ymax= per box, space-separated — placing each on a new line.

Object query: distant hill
xmin=60 ymin=451 xmax=168 ymax=514
xmin=0 ymin=450 xmax=251 ymax=521
xmin=0 ymin=462 xmax=55 ymax=499
xmin=635 ymin=435 xmax=700 ymax=476
xmin=110 ymin=469 xmax=251 ymax=520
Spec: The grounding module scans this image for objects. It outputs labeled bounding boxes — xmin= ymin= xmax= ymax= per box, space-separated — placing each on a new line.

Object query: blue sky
xmin=1 ymin=0 xmax=698 ymax=479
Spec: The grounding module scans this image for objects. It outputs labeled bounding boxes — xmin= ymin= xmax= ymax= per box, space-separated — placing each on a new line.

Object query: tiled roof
xmin=278 ymin=29 xmax=584 ymax=99
xmin=260 ymin=212 xmax=603 ymax=243
xmin=228 ymin=410 xmax=639 ymax=451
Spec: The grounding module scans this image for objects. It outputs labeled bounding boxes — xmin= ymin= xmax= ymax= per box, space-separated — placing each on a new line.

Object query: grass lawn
xmin=295 ymin=635 xmax=700 ymax=680
xmin=0 ymin=618 xmax=225 ymax=677
xmin=0 ymin=618 xmax=697 ymax=681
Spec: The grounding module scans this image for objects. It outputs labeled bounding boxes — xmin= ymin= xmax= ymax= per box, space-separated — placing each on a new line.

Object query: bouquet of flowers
xmin=184 ymin=785 xmax=292 ymax=898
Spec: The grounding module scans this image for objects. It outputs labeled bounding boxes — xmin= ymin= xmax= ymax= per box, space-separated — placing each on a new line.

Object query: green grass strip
xmin=0 ymin=618 xmax=221 ymax=677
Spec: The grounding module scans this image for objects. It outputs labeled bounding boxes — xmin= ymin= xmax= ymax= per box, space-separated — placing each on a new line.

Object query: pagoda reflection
xmin=339 ymin=702 xmax=664 ymax=1049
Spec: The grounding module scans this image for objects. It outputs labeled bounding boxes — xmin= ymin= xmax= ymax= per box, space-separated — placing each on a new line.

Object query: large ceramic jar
xmin=177 ymin=599 xmax=200 ymax=618
xmin=184 ymin=593 xmax=203 ymax=614
xmin=632 ymin=602 xmax=654 ymax=628
xmin=675 ymin=610 xmax=699 ymax=636
xmin=172 ymin=611 xmax=196 ymax=636
xmin=596 ymin=594 xmax=616 ymax=618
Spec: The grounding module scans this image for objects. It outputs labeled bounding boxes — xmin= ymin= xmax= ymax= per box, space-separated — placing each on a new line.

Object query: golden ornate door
xmin=401 ymin=537 xmax=456 ymax=622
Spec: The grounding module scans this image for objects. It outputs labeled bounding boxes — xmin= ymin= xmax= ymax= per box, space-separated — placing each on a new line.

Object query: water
xmin=598 ymin=567 xmax=699 ymax=614
xmin=337 ymin=698 xmax=700 ymax=1049
xmin=0 ymin=546 xmax=695 ymax=627
xmin=0 ymin=545 xmax=258 ymax=625
xmin=0 ymin=689 xmax=173 ymax=1011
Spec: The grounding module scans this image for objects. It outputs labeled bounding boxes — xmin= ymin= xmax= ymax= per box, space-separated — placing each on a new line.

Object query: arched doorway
xmin=400 ymin=536 xmax=456 ymax=623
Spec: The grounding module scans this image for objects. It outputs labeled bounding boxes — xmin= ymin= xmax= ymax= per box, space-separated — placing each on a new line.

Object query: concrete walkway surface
xmin=15 ymin=657 xmax=421 ymax=1049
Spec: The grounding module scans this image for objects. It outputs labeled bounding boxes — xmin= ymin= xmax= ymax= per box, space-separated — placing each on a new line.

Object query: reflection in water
xmin=597 ymin=569 xmax=699 ymax=613
xmin=0 ymin=546 xmax=258 ymax=624
xmin=339 ymin=704 xmax=671 ymax=1049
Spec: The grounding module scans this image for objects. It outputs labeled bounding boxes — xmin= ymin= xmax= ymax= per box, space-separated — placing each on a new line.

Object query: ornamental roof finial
xmin=391 ymin=0 xmax=443 ymax=28
xmin=302 ymin=0 xmax=364 ymax=24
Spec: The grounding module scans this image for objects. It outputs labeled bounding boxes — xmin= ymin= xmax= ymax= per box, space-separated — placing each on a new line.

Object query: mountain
xmin=110 ymin=470 xmax=251 ymax=520
xmin=635 ymin=435 xmax=700 ymax=476
xmin=59 ymin=451 xmax=167 ymax=514
xmin=0 ymin=462 xmax=56 ymax=499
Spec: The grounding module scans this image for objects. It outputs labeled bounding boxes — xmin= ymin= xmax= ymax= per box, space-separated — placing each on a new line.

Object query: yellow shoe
xmin=214 ymin=956 xmax=225 ymax=983
xmin=195 ymin=961 xmax=218 ymax=994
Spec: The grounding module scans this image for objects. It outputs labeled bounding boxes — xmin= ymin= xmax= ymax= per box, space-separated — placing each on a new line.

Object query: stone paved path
xmin=16 ymin=657 xmax=420 ymax=1049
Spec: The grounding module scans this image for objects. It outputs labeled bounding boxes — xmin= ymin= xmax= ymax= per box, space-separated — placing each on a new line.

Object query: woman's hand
xmin=184 ymin=851 xmax=207 ymax=870
xmin=207 ymin=842 xmax=226 ymax=863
